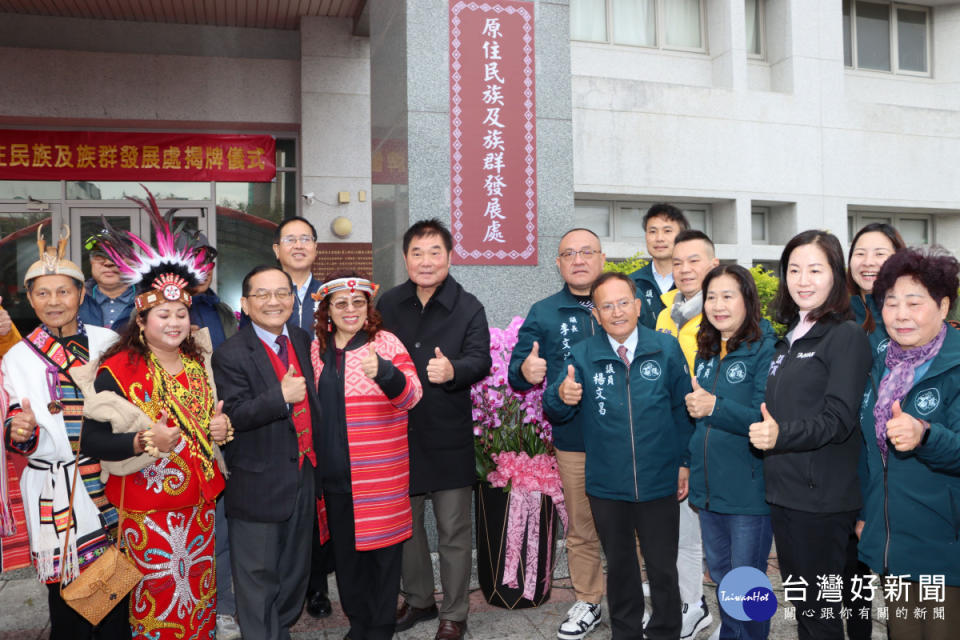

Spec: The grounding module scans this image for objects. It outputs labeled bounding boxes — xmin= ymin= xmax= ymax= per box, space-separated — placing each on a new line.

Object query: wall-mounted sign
xmin=449 ymin=0 xmax=537 ymax=265
xmin=0 ymin=130 xmax=276 ymax=182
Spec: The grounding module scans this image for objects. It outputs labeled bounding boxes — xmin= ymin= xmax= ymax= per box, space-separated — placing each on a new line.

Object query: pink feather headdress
xmin=92 ymin=185 xmax=214 ymax=310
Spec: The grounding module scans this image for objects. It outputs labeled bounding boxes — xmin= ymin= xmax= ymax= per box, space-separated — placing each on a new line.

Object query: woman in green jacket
xmin=686 ymin=265 xmax=776 ymax=640
xmin=847 ymin=222 xmax=905 ymax=356
xmin=859 ymin=247 xmax=960 ymax=640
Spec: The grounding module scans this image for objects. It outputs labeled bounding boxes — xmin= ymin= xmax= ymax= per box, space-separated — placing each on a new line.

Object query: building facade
xmin=0 ymin=0 xmax=958 ymax=329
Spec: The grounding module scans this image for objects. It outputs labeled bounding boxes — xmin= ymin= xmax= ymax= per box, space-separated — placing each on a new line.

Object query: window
xmin=575 ymin=199 xmax=712 ymax=242
xmin=746 ymin=0 xmax=764 ymax=58
xmin=848 ymin=211 xmax=932 ymax=247
xmin=752 ymin=207 xmax=769 ymax=243
xmin=570 ymin=0 xmax=706 ymax=52
xmin=842 ymin=1 xmax=930 ymax=75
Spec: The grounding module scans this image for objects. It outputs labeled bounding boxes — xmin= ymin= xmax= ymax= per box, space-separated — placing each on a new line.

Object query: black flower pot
xmin=475 ymin=481 xmax=559 ymax=609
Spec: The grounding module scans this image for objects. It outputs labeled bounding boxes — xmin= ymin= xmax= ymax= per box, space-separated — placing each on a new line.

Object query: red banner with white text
xmin=0 ymin=130 xmax=276 ymax=181
xmin=449 ymin=0 xmax=537 ymax=265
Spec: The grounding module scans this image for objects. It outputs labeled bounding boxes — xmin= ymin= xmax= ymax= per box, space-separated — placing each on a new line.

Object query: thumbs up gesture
xmin=886 ymin=399 xmax=926 ymax=451
xmin=427 ymin=346 xmax=455 ymax=384
xmin=749 ymin=402 xmax=779 ymax=451
xmin=281 ymin=364 xmax=306 ymax=404
xmin=145 ymin=410 xmax=181 ymax=454
xmin=521 ymin=340 xmax=548 ymax=385
xmin=0 ymin=296 xmax=11 ymax=337
xmin=685 ymin=377 xmax=716 ymax=419
xmin=558 ymin=364 xmax=583 ymax=406
xmin=361 ymin=342 xmax=380 ymax=379
xmin=9 ymin=398 xmax=37 ymax=443
xmin=209 ymin=400 xmax=230 ymax=443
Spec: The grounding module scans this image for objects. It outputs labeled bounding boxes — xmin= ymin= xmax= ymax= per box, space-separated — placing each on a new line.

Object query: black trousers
xmin=46 ymin=582 xmax=130 ymax=640
xmin=308 ymin=504 xmax=333 ymax=596
xmin=842 ymin=530 xmax=872 ymax=640
xmin=326 ymin=491 xmax=403 ymax=640
xmin=769 ymin=504 xmax=857 ymax=640
xmin=588 ymin=493 xmax=680 ymax=640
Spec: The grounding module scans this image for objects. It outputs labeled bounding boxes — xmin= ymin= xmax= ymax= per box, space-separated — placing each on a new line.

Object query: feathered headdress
xmin=92 ymin=185 xmax=215 ymax=311
xmin=24 ymin=224 xmax=84 ymax=285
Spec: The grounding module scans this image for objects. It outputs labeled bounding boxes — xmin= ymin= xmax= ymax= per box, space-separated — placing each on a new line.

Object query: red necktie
xmin=275 ymin=335 xmax=290 ymax=368
xmin=617 ymin=344 xmax=630 ymax=367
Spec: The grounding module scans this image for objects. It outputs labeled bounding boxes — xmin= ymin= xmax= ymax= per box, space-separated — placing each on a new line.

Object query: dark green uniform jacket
xmin=630 ymin=262 xmax=674 ymax=330
xmin=544 ymin=326 xmax=693 ymax=503
xmin=508 ymin=285 xmax=599 ymax=452
xmin=858 ymin=325 xmax=960 ymax=586
xmin=689 ymin=322 xmax=777 ymax=515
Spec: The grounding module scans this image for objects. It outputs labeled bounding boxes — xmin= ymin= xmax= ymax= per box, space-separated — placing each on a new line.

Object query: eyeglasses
xmin=279 ymin=235 xmax=316 ymax=246
xmin=331 ymin=298 xmax=368 ymax=311
xmin=558 ymin=249 xmax=600 ymax=261
xmin=598 ymin=299 xmax=635 ymax=315
xmin=247 ymin=289 xmax=292 ymax=302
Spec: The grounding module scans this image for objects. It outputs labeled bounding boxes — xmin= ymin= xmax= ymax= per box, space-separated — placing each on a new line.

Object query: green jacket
xmin=688 ymin=322 xmax=777 ymax=515
xmin=851 ymin=293 xmax=890 ymax=359
xmin=544 ymin=326 xmax=693 ymax=502
xmin=630 ymin=262 xmax=673 ymax=330
xmin=508 ymin=286 xmax=599 ymax=452
xmin=858 ymin=325 xmax=960 ymax=586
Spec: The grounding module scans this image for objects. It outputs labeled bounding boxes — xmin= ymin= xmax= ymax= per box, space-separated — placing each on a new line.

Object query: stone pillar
xmin=370 ymin=0 xmax=575 ymax=328
xmin=300 ymin=17 xmax=372 ymax=246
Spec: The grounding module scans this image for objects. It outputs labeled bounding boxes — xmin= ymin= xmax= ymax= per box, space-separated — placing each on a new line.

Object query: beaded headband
xmin=312 ymin=277 xmax=379 ymax=302
xmin=135 ymin=273 xmax=193 ymax=311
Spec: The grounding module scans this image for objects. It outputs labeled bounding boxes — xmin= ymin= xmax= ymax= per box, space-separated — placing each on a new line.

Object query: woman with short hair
xmin=858 ymin=247 xmax=960 ymax=640
xmin=686 ymin=264 xmax=776 ymax=640
xmin=749 ymin=230 xmax=872 ymax=639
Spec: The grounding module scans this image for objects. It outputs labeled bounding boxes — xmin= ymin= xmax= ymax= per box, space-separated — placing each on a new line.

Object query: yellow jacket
xmin=0 ymin=321 xmax=20 ymax=359
xmin=655 ymin=289 xmax=700 ymax=372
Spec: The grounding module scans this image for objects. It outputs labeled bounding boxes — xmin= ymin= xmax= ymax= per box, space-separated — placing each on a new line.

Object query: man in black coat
xmin=378 ymin=219 xmax=491 ymax=640
xmin=212 ymin=265 xmax=321 ymax=640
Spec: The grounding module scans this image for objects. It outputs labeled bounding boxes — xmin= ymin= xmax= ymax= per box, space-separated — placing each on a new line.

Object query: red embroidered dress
xmin=97 ymin=350 xmax=225 ymax=640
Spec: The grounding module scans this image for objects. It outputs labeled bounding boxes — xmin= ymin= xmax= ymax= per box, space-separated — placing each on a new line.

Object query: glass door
xmin=0 ymin=203 xmax=61 ymax=333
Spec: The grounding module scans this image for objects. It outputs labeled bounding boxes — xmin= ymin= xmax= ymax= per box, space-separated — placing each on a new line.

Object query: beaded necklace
xmin=146 ymin=351 xmax=217 ymax=481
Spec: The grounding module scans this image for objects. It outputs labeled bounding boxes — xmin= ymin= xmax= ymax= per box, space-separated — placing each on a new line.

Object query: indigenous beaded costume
xmin=96 ymin=350 xmax=225 ymax=639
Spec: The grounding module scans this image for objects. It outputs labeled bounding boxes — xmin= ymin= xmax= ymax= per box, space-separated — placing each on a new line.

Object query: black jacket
xmin=211 ymin=323 xmax=320 ymax=522
xmin=377 ymin=276 xmax=491 ymax=494
xmin=762 ymin=317 xmax=871 ymax=513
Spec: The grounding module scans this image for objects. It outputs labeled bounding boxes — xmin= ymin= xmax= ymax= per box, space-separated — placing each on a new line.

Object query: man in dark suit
xmin=378 ymin=219 xmax=491 ymax=640
xmin=272 ymin=216 xmax=333 ymax=618
xmin=274 ymin=216 xmax=324 ymax=333
xmin=212 ymin=265 xmax=321 ymax=640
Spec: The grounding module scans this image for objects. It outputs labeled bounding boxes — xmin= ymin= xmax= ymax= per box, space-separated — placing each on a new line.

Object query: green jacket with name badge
xmin=688 ymin=322 xmax=777 ymax=515
xmin=858 ymin=325 xmax=960 ymax=587
xmin=544 ymin=326 xmax=693 ymax=502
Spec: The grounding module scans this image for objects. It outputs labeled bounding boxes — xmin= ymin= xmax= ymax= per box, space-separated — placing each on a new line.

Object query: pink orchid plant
xmin=472 ymin=316 xmax=555 ymax=488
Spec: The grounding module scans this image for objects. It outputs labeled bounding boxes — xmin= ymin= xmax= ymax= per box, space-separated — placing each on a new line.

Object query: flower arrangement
xmin=471 ymin=316 xmax=554 ymax=485
xmin=471 ymin=317 xmax=568 ymax=602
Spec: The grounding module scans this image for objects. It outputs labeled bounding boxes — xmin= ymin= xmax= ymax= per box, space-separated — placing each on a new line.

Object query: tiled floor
xmin=0 ymin=549 xmax=889 ymax=639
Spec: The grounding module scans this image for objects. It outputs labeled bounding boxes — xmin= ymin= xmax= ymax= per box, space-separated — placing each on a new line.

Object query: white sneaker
xmin=216 ymin=614 xmax=242 ymax=640
xmin=557 ymin=601 xmax=602 ymax=640
xmin=680 ymin=598 xmax=713 ymax=639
